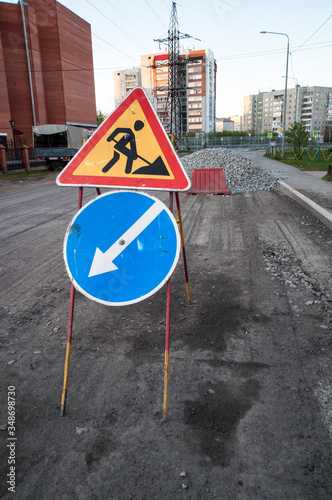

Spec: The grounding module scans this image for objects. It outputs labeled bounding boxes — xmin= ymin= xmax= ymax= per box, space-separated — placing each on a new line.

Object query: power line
xmin=160 ymin=0 xmax=171 ymax=11
xmin=293 ymin=14 xmax=332 ymax=53
xmin=38 ymin=0 xmax=139 ymax=64
xmin=0 ymin=66 xmax=127 ymax=74
xmin=215 ymin=40 xmax=332 ymax=61
xmin=92 ymin=33 xmax=138 ymax=63
xmin=102 ymin=0 xmax=154 ymax=41
xmin=84 ymin=0 xmax=150 ymax=53
xmin=145 ymin=0 xmax=168 ymax=28
xmin=178 ymin=3 xmax=216 ymax=18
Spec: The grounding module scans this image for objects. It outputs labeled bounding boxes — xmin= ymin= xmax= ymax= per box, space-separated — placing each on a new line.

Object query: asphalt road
xmin=0 ymin=173 xmax=332 ymax=499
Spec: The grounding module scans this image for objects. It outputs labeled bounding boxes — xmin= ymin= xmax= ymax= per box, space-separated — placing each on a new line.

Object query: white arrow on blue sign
xmin=64 ymin=191 xmax=180 ymax=306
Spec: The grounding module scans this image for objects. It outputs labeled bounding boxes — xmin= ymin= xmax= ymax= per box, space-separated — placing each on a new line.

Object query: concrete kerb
xmin=277 ymin=180 xmax=332 ymax=230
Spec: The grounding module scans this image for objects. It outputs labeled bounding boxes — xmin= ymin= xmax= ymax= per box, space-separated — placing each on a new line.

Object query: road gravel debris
xmin=181 ymin=148 xmax=286 ymax=194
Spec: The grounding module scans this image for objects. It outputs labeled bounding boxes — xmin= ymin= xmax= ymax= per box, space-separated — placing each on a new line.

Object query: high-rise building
xmin=243 ymin=95 xmax=256 ymax=132
xmin=0 ymin=0 xmax=97 ymax=148
xmin=114 ymin=49 xmax=216 ymax=134
xmin=229 ymin=115 xmax=243 ymax=131
xmin=243 ymin=86 xmax=332 ymax=137
xmin=114 ymin=68 xmax=142 ymax=107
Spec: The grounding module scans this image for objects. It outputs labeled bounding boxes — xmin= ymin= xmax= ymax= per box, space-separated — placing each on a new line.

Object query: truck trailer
xmin=33 ymin=124 xmax=91 ymax=169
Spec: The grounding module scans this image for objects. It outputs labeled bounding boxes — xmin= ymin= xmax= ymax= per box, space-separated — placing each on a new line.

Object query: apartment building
xmin=0 ymin=0 xmax=97 ymax=148
xmin=216 ymin=118 xmax=234 ymax=132
xmin=300 ymin=87 xmax=332 ymax=136
xmin=114 ymin=68 xmax=142 ymax=107
xmin=243 ymin=86 xmax=332 ymax=137
xmin=129 ymin=49 xmax=217 ymax=134
xmin=243 ymin=95 xmax=256 ymax=132
xmin=229 ymin=115 xmax=243 ymax=131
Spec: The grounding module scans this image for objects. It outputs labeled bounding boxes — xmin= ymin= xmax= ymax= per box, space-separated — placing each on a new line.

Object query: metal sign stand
xmin=60 ymin=187 xmax=100 ymax=416
xmin=60 ymin=186 xmax=82 ymax=416
xmin=175 ymin=192 xmax=190 ymax=304
xmin=60 ymin=188 xmax=190 ymax=420
xmin=163 ymin=191 xmax=191 ymax=422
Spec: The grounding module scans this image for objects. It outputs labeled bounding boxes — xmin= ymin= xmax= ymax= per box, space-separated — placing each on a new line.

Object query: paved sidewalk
xmin=243 ymin=150 xmax=332 ymax=212
xmin=242 ymin=150 xmax=332 ymax=228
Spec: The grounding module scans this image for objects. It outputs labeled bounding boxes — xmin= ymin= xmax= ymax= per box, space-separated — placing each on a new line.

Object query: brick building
xmin=0 ymin=0 xmax=97 ymax=148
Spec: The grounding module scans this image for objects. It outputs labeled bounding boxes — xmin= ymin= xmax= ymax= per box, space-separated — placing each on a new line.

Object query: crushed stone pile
xmin=180 ymin=148 xmax=286 ymax=194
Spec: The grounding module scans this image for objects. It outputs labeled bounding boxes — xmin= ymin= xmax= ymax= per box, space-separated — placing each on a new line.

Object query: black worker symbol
xmin=102 ymin=119 xmax=170 ymax=176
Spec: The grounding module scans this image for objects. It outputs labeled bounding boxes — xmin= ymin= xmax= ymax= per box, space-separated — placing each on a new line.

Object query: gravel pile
xmin=181 ymin=148 xmax=285 ymax=194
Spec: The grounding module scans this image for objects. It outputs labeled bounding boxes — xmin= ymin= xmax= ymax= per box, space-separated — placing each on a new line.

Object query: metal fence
xmin=178 ymin=136 xmax=283 ymax=150
xmin=178 ymin=137 xmax=332 ymax=152
xmin=6 ymin=147 xmax=41 ymax=170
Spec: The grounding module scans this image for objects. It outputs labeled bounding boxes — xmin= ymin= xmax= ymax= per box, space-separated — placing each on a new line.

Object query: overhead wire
xmin=84 ymin=0 xmax=151 ymax=53
xmin=8 ymin=0 xmax=332 ymax=89
xmin=92 ymin=32 xmax=138 ymax=64
xmin=292 ymin=14 xmax=332 ymax=53
xmin=177 ymin=2 xmax=216 ymax=18
xmin=215 ymin=40 xmax=332 ymax=61
xmin=289 ymin=53 xmax=297 ymax=85
xmin=0 ymin=66 xmax=131 ymax=73
xmin=37 ymin=0 xmax=144 ymax=64
xmin=144 ymin=0 xmax=168 ymax=29
xmin=102 ymin=0 xmax=154 ymax=41
xmin=160 ymin=0 xmax=171 ymax=11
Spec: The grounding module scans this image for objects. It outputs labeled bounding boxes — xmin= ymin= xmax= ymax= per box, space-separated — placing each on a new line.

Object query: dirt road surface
xmin=1 ymin=173 xmax=332 ymax=499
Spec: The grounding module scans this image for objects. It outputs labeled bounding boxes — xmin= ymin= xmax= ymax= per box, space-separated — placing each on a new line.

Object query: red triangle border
xmin=56 ymin=88 xmax=191 ymax=192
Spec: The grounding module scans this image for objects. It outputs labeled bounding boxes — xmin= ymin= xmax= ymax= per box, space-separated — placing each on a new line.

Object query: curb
xmin=277 ymin=180 xmax=332 ymax=230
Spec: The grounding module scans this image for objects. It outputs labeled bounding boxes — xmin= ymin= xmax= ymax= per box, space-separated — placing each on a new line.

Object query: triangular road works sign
xmin=56 ymin=88 xmax=191 ymax=191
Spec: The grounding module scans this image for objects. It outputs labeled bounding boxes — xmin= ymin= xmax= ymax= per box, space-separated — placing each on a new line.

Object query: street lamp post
xmin=282 ymin=76 xmax=298 ymax=123
xmin=260 ymin=31 xmax=289 ymax=156
xmin=9 ymin=119 xmax=16 ymax=150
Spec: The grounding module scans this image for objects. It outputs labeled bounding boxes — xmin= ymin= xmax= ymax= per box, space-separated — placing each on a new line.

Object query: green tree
xmin=96 ymin=109 xmax=107 ymax=126
xmin=286 ymin=121 xmax=309 ymax=157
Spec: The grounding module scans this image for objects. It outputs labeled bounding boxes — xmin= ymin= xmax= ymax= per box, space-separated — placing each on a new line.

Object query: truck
xmin=33 ymin=124 xmax=91 ymax=170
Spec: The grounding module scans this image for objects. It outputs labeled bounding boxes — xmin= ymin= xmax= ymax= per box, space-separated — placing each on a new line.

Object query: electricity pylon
xmin=154 ymin=2 xmax=199 ymax=147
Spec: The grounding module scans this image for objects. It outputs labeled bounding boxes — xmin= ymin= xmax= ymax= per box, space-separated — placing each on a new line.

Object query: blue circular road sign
xmin=64 ymin=191 xmax=180 ymax=306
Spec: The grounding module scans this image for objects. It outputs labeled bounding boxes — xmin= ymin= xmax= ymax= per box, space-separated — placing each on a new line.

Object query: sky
xmin=5 ymin=0 xmax=332 ymax=118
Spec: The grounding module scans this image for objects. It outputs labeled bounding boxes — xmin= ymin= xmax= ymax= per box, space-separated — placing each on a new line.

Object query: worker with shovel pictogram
xmin=103 ymin=119 xmax=170 ymax=176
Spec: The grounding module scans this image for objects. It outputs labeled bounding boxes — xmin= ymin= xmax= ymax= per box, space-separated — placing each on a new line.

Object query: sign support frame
xmin=175 ymin=192 xmax=191 ymax=304
xmin=60 ymin=186 xmax=83 ymax=416
xmin=60 ymin=187 xmax=190 ymax=419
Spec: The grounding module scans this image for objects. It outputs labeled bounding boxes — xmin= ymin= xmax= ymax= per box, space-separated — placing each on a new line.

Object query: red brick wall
xmin=57 ymin=3 xmax=96 ymax=126
xmin=0 ymin=9 xmax=12 ymax=145
xmin=0 ymin=0 xmax=97 ymax=147
xmin=26 ymin=9 xmax=47 ymax=126
xmin=0 ymin=4 xmax=35 ymax=145
xmin=28 ymin=0 xmax=68 ymax=125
